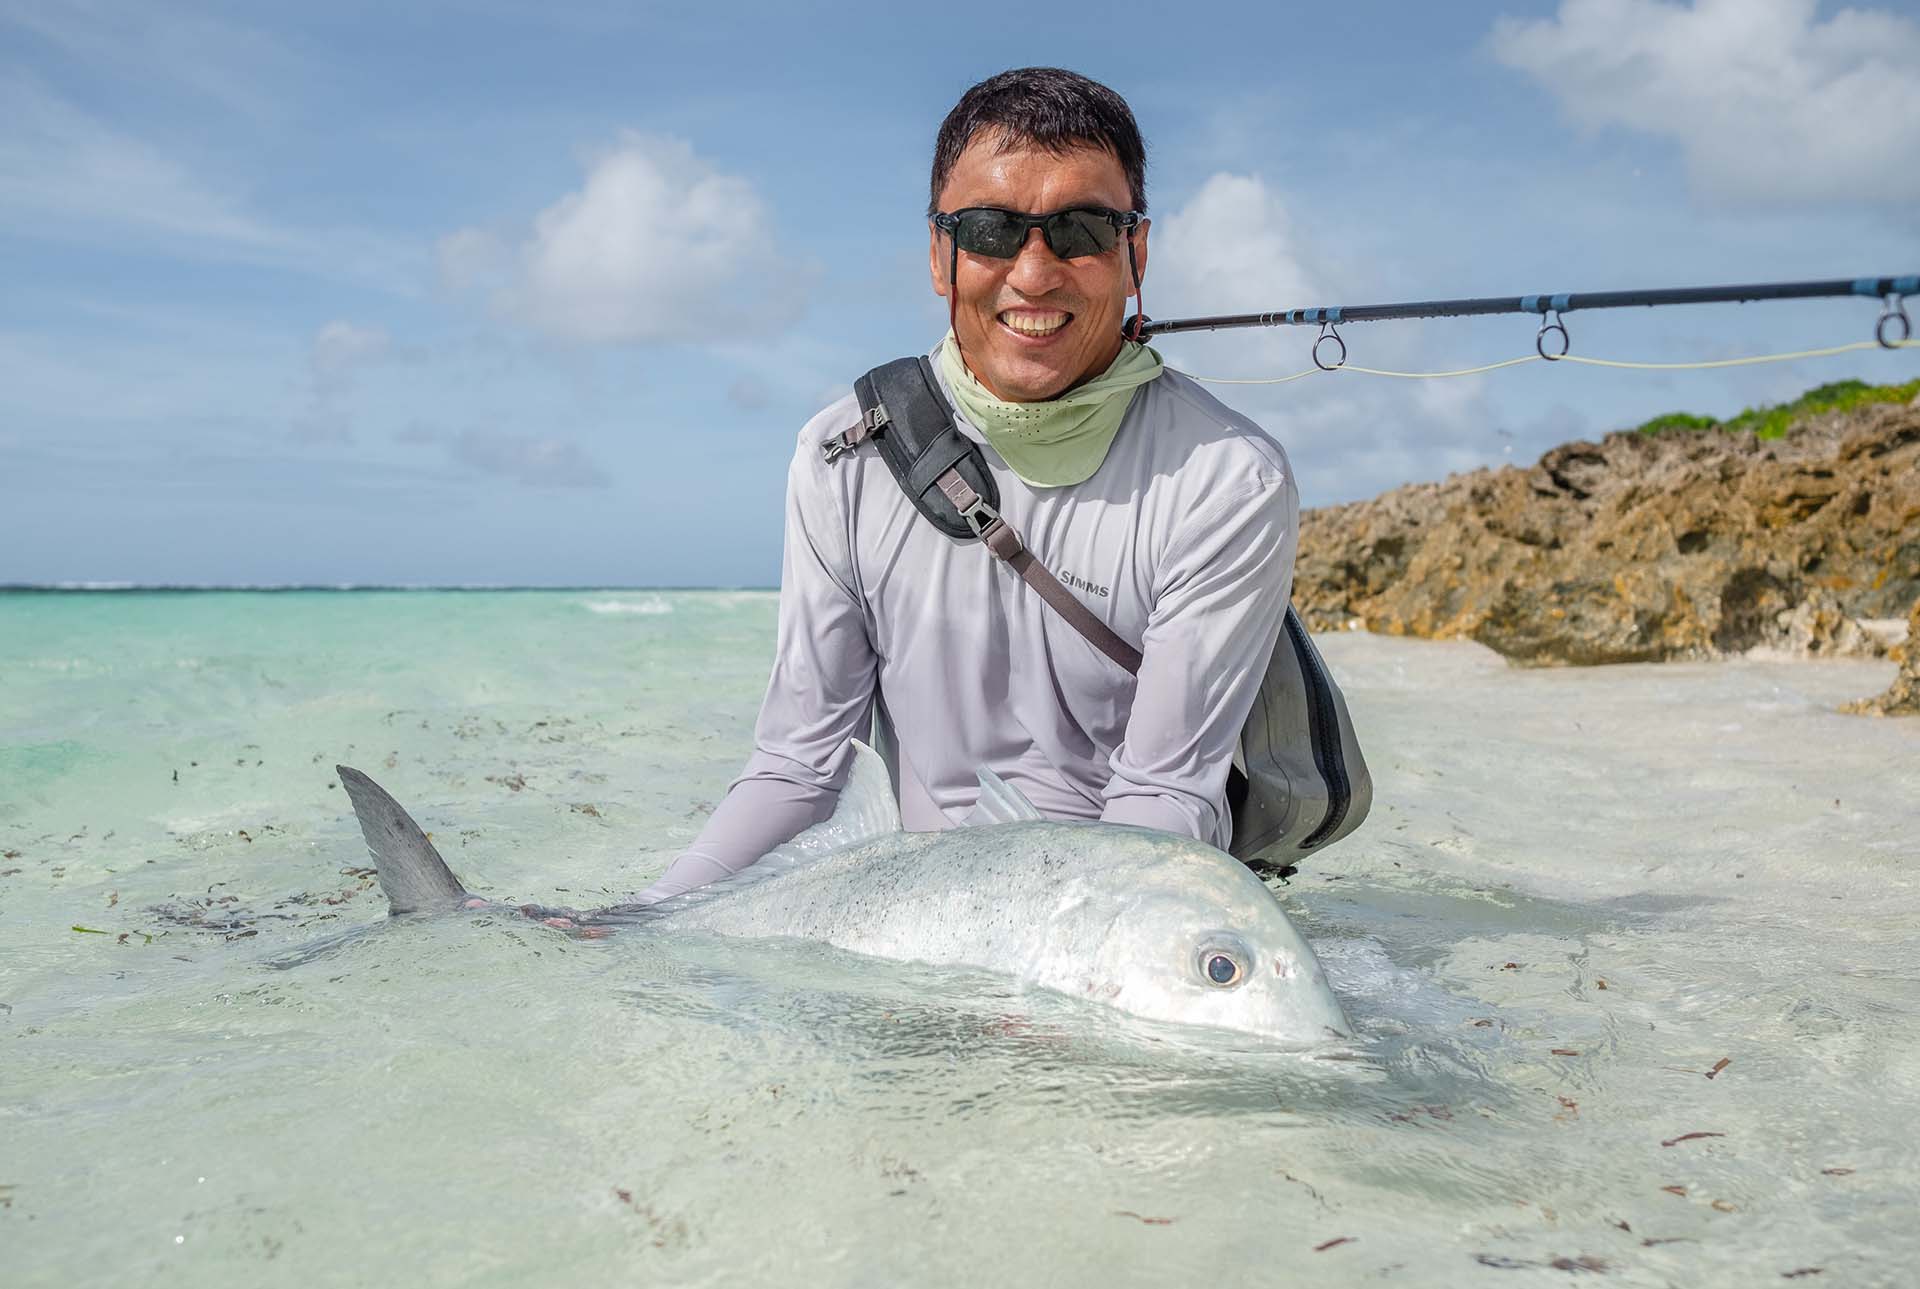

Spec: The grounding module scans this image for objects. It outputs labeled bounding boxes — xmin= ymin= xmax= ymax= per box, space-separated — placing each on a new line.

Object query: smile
xmin=998 ymin=309 xmax=1071 ymax=337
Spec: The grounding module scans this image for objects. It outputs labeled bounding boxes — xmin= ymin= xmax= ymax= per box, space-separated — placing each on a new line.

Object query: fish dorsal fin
xmin=971 ymin=765 xmax=1045 ymax=825
xmin=641 ymin=740 xmax=900 ymax=913
xmin=336 ymin=765 xmax=471 ymax=914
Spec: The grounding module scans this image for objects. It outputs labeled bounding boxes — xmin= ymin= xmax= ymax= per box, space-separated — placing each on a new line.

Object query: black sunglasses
xmin=933 ymin=206 xmax=1141 ymax=261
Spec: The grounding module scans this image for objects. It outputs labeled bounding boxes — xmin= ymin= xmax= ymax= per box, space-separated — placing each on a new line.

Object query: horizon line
xmin=0 ymin=583 xmax=780 ymax=594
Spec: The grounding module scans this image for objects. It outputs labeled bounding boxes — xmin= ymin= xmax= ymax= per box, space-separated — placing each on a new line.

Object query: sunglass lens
xmin=949 ymin=208 xmax=1124 ymax=259
xmin=1045 ymin=210 xmax=1118 ymax=259
xmin=956 ymin=210 xmax=1026 ymax=258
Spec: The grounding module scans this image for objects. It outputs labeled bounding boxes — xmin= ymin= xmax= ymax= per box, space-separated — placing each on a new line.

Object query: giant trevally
xmin=335 ymin=742 xmax=1351 ymax=1044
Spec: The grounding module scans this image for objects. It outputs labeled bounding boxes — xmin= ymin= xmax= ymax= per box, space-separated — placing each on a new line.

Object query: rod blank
xmin=1136 ymin=274 xmax=1920 ymax=338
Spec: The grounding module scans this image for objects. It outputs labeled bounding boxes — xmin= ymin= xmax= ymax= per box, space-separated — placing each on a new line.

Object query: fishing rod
xmin=1133 ymin=274 xmax=1918 ymax=371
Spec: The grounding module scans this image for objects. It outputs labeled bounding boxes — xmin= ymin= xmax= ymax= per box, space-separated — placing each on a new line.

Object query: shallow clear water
xmin=3 ymin=590 xmax=1916 ymax=1287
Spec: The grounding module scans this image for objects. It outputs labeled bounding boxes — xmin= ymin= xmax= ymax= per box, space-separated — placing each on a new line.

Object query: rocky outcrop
xmin=1843 ymin=597 xmax=1920 ymax=716
xmin=1295 ymin=400 xmax=1920 ymax=674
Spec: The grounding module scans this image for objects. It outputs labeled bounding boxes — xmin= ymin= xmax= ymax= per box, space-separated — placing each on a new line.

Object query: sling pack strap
xmin=836 ymin=352 xmax=1371 ymax=867
xmin=836 ymin=356 xmax=1143 ymax=673
xmin=833 ymin=358 xmax=997 ymax=543
xmin=930 ymin=470 xmax=1144 ymax=674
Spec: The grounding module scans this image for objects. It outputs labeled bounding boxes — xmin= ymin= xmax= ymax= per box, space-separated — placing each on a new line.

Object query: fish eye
xmin=1196 ymin=940 xmax=1251 ymax=989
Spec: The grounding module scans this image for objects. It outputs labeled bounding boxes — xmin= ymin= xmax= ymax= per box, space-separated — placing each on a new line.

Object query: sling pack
xmin=825 ymin=356 xmax=1372 ymax=870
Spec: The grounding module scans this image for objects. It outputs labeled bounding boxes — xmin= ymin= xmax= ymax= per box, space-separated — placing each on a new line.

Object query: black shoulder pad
xmin=851 ymin=357 xmax=999 ymax=543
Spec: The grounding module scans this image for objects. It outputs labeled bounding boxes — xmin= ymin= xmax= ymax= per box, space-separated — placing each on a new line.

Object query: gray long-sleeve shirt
xmin=637 ymin=358 xmax=1298 ymax=902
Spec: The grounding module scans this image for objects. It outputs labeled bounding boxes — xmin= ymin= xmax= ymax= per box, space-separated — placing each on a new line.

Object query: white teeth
xmin=1001 ymin=312 xmax=1069 ymax=336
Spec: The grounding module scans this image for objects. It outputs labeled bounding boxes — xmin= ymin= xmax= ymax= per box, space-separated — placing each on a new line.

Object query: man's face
xmin=928 ymin=134 xmax=1149 ymax=403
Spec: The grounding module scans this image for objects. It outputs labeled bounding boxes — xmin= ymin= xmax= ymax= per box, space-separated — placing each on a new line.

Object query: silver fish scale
xmin=651 ymin=818 xmax=1351 ymax=1043
xmin=660 ymin=823 xmax=1209 ymax=972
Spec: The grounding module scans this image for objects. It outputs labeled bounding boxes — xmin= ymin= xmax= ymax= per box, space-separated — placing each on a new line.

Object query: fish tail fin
xmin=336 ymin=766 xmax=471 ymax=914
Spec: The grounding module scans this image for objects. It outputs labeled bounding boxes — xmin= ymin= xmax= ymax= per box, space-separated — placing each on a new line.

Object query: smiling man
xmin=639 ymin=67 xmax=1299 ymax=901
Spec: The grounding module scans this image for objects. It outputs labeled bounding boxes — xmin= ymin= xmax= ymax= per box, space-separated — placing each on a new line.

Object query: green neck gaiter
xmin=939 ymin=331 xmax=1164 ymax=488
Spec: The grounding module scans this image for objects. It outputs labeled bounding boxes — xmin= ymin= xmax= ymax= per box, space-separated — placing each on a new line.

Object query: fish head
xmin=1039 ymin=831 xmax=1352 ymax=1045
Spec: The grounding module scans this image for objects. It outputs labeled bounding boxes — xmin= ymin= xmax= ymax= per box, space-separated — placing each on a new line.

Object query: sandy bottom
xmin=1 ymin=592 xmax=1915 ymax=1287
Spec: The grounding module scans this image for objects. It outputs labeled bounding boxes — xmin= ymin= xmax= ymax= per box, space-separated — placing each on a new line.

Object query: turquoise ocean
xmin=3 ymin=589 xmax=1917 ymax=1286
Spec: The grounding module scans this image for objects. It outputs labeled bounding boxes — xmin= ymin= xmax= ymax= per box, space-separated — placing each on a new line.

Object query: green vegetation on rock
xmin=1635 ymin=412 xmax=1718 ymax=435
xmin=1635 ymin=378 xmax=1920 ymax=439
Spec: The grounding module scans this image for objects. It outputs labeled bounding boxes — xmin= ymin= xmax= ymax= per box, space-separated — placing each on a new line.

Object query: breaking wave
xmin=582 ymin=596 xmax=674 ymax=616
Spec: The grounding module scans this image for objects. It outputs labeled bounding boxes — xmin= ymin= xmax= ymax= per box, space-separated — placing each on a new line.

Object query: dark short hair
xmin=928 ymin=67 xmax=1148 ymax=217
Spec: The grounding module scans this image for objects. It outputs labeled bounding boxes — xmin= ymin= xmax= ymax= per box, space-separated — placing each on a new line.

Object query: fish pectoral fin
xmin=696 ymin=739 xmax=900 ymax=875
xmin=644 ymin=739 xmax=903 ymax=915
xmin=968 ymin=765 xmax=1045 ymax=826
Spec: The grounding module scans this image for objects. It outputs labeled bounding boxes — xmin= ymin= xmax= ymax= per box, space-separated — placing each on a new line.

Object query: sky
xmin=3 ymin=0 xmax=1917 ymax=587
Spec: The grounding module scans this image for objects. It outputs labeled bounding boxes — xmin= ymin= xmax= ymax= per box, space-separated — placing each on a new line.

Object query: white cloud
xmin=1149 ymin=171 xmax=1323 ymax=317
xmin=1147 ymin=172 xmax=1506 ymax=506
xmin=1489 ymin=0 xmax=1920 ymax=206
xmin=441 ymin=131 xmax=808 ymax=345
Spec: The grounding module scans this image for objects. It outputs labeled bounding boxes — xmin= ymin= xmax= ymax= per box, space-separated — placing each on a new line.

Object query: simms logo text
xmin=1060 ymin=571 xmax=1110 ymax=598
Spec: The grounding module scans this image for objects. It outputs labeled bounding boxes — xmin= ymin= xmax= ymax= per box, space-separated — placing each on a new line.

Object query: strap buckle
xmin=955 ymin=491 xmax=1002 ymax=540
xmin=822 ymin=403 xmax=891 ymax=463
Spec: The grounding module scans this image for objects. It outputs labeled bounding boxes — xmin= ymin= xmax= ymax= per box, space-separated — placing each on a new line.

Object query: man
xmin=639 ymin=67 xmax=1296 ymax=902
